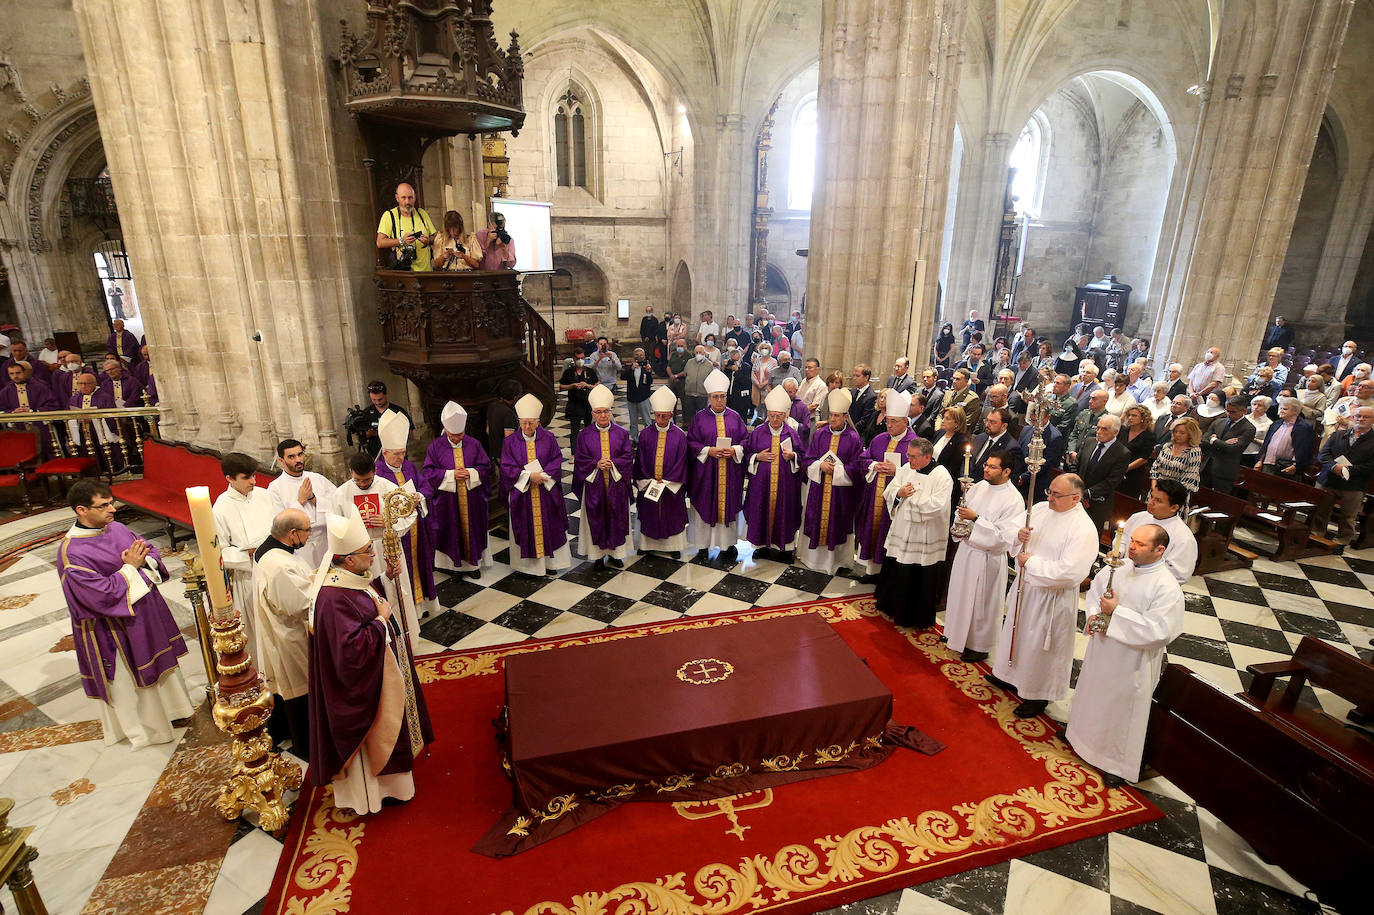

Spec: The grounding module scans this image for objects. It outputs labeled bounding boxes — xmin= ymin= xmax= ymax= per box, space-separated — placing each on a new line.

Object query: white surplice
xmin=212 ymin=486 xmax=276 ymax=660
xmin=1066 ymin=558 xmax=1184 ymax=780
xmin=1122 ymin=509 xmax=1197 ymax=584
xmin=943 ymin=480 xmax=1025 ymax=654
xmin=990 ymin=501 xmax=1099 ymax=701
xmin=252 ymin=545 xmax=313 ymax=700
xmin=331 ymin=477 xmax=421 ymax=653
xmin=881 ymin=464 xmax=952 ymax=565
xmin=268 ymin=470 xmax=337 ymax=570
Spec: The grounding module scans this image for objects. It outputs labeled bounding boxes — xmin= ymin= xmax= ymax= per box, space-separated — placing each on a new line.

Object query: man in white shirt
xmin=1333 ymin=340 xmax=1359 ymax=382
xmin=697 ymin=310 xmax=720 ymax=345
xmin=796 ymin=357 xmax=827 ymax=418
xmin=1187 ymin=348 xmax=1227 ymax=403
xmin=267 ymin=438 xmax=337 ymax=570
xmin=213 ymin=452 xmax=276 ymax=660
xmin=1121 ymin=479 xmax=1198 ymax=584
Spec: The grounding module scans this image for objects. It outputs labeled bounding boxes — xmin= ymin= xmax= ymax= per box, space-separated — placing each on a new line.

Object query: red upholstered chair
xmin=33 ymin=424 xmax=102 ymax=500
xmin=0 ymin=430 xmax=40 ymax=512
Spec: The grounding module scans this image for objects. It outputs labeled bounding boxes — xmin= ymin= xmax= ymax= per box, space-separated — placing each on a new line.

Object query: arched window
xmin=1009 ymin=112 xmax=1049 ymax=217
xmin=555 ymin=88 xmax=589 ymax=188
xmin=788 ymin=97 xmax=818 ymax=211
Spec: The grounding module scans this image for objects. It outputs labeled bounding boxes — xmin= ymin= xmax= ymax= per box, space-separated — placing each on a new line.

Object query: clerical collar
xmin=711 ymin=409 xmax=724 ymax=415
xmin=655 ymin=422 xmax=670 ymax=430
xmin=1133 ymin=558 xmax=1166 ymax=573
xmin=385 ymin=461 xmax=403 ymax=472
xmin=67 ymin=522 xmax=108 ymax=538
xmin=595 ymin=423 xmax=611 ymax=430
xmin=522 ymin=432 xmax=537 ymax=442
xmin=255 ymin=536 xmax=295 ymax=562
xmin=769 ymin=425 xmax=783 ymax=434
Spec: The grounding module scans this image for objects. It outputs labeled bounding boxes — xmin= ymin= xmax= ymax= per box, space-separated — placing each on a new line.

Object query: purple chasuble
xmin=855 ymin=429 xmax=917 ymax=562
xmin=107 ymin=330 xmax=140 ymax=363
xmin=374 ymin=456 xmax=437 ymax=601
xmin=1 ymin=379 xmax=59 ymax=412
xmin=686 ymin=407 xmax=748 ymax=525
xmin=498 ymin=427 xmax=568 ymax=558
xmin=143 ymin=373 xmax=159 ymax=405
xmin=788 ymin=398 xmax=811 ymax=443
xmin=58 ymin=522 xmax=187 ymax=702
xmin=633 ymin=423 xmax=690 ymax=539
xmin=420 ymin=434 xmax=492 ymax=568
xmin=573 ymin=422 xmax=634 ymax=551
xmin=742 ymin=423 xmax=805 ymax=548
xmin=307 ymin=577 xmax=434 ymax=786
xmin=800 ymin=424 xmax=865 ymax=550
xmin=99 ymin=373 xmax=144 ymax=407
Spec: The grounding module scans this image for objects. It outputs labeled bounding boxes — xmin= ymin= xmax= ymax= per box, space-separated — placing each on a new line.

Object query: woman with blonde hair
xmin=432 ymin=210 xmax=482 ymax=271
xmin=1151 ymin=416 xmax=1202 ymax=493
xmin=930 ymin=405 xmax=970 ymax=481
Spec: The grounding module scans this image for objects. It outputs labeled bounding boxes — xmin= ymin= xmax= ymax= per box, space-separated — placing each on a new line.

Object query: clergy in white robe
xmin=212 ymin=452 xmax=275 ymax=661
xmin=874 ymin=437 xmax=953 ymax=628
xmin=943 ymin=452 xmax=1025 ymax=660
xmin=330 ymin=451 xmax=422 ymax=653
xmin=1122 ymin=478 xmax=1198 ymax=584
xmin=989 ymin=474 xmax=1099 ymax=718
xmin=1066 ymin=524 xmax=1185 ymax=782
xmin=268 ymin=439 xmax=337 ymax=570
xmin=252 ymin=509 xmax=314 ymax=758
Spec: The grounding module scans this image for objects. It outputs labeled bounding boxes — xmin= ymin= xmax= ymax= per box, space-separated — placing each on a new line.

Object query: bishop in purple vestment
xmin=420 ymin=401 xmax=492 ymax=577
xmin=67 ymin=373 xmax=127 ymax=473
xmin=107 ymin=321 xmax=140 ymax=364
xmin=741 ymin=386 xmax=805 ymax=555
xmin=99 ymin=360 xmax=145 ymax=407
xmin=787 ymin=386 xmax=812 ymax=443
xmin=798 ymin=389 xmax=866 ymax=573
xmin=573 ymin=385 xmax=635 ymax=564
xmin=634 ymin=386 xmax=690 ymax=553
xmin=499 ymin=394 xmax=571 ymax=575
xmin=307 ymin=515 xmax=432 ymax=814
xmin=374 ymin=410 xmax=439 ymax=617
xmin=58 ymin=480 xmax=193 ymax=748
xmin=687 ymin=370 xmax=748 ymax=556
xmin=855 ymin=391 xmax=917 ymax=577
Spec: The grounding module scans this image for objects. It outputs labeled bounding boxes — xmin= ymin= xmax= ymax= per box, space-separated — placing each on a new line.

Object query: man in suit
xmin=1262 ymin=315 xmax=1295 ymax=351
xmin=1333 ymin=341 xmax=1360 ymax=384
xmin=886 ymin=358 xmax=916 ymax=394
xmin=1066 ymin=389 xmax=1109 ymax=468
xmin=1317 ymin=405 xmax=1374 ymax=545
xmin=1164 ymin=363 xmax=1188 ymax=399
xmin=1154 ymin=395 xmax=1195 ymax=441
xmin=621 ymin=347 xmax=656 ymax=438
xmin=1017 ymin=407 xmax=1064 ymax=501
xmin=1010 ymin=351 xmax=1041 ymax=402
xmin=973 ymin=384 xmax=1012 ymax=436
xmin=970 ymin=407 xmax=1022 ymax=481
xmin=1200 ymin=396 xmax=1256 ymax=494
xmin=1077 ymin=414 xmax=1131 ymax=532
xmin=943 ymin=368 xmax=981 ymax=431
xmin=850 ymin=364 xmax=877 ymax=433
xmin=957 ymin=344 xmax=995 ymax=393
xmin=1071 ymin=363 xmax=1103 ymax=410
xmin=914 ymin=367 xmax=943 ymax=423
xmin=1009 ymin=326 xmax=1038 ymax=365
xmin=639 ymin=306 xmax=661 ymax=354
xmin=1258 ymin=397 xmax=1315 ymax=478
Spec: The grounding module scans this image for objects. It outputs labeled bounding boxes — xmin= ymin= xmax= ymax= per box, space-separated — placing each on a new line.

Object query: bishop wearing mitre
xmin=854 ymin=391 xmax=916 ymax=579
xmin=573 ymin=384 xmax=636 ymax=567
xmin=374 ymin=410 xmax=441 ymax=620
xmin=687 ymin=369 xmax=748 ymax=561
xmin=420 ymin=401 xmax=492 ymax=578
xmin=797 ymin=388 xmax=864 ymax=573
xmin=499 ymin=393 xmax=571 ymax=575
xmin=308 ymin=514 xmax=433 ymax=815
xmin=634 ymin=386 xmax=690 ymax=556
xmin=741 ymin=385 xmax=805 ymax=560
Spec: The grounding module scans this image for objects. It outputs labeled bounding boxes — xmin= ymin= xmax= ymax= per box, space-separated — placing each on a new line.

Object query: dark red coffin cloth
xmin=475 ymin=612 xmax=943 ymax=856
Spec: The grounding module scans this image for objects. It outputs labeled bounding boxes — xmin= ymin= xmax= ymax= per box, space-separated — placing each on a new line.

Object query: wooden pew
xmin=1187 ymin=486 xmax=1254 ymax=573
xmin=1233 ymin=466 xmax=1337 ymax=560
xmin=1146 ymin=660 xmax=1373 ymax=913
xmin=1352 ymin=477 xmax=1374 ymax=549
xmin=1101 ymin=491 xmax=1146 ymax=550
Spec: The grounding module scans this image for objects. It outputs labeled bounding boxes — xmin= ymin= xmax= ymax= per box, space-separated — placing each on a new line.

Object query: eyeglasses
xmin=346 ymin=545 xmax=375 ymax=557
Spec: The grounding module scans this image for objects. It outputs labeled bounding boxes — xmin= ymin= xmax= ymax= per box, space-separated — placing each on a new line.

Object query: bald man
xmin=375 ymin=182 xmax=436 ymax=271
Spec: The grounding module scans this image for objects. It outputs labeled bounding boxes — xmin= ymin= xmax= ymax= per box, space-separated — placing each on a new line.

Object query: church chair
xmin=0 ymin=431 xmax=39 ymax=513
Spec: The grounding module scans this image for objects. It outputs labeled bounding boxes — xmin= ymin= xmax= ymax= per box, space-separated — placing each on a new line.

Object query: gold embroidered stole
xmin=654 ymin=426 xmax=667 ymax=479
xmin=767 ymin=429 xmax=781 ymax=540
xmin=819 ymin=430 xmax=841 ymax=540
xmin=391 ymin=465 xmax=424 ymax=603
xmin=599 ymin=425 xmax=611 ymax=490
xmin=871 ymin=435 xmax=900 ymax=548
xmin=16 ymin=385 xmax=28 ymax=409
xmin=715 ymin=412 xmax=728 ymax=522
xmin=526 ymin=437 xmax=546 ymax=556
xmin=113 ymin=379 xmax=123 ymax=404
xmin=81 ymin=394 xmax=93 ymax=407
xmin=451 ymin=442 xmax=471 ymax=559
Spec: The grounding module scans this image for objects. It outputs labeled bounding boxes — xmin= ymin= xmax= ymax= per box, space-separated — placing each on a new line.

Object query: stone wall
xmin=1275 ymin=122 xmax=1341 ymax=321
xmin=761 ymin=63 xmax=817 ymax=317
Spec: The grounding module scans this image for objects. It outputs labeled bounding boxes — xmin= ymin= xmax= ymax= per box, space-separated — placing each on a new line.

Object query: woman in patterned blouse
xmin=1151 ymin=416 xmax=1202 ymax=493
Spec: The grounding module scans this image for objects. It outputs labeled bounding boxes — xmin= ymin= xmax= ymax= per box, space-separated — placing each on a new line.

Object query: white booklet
xmin=523 ymin=459 xmax=543 ymax=478
xmin=643 ymin=479 xmax=667 ymax=502
xmin=715 ymin=436 xmax=732 ymax=450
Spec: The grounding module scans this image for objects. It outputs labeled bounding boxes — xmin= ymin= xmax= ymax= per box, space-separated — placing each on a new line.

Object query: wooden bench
xmin=1233 ymin=466 xmax=1336 ymax=561
xmin=111 ymin=439 xmax=276 ymax=547
xmin=1186 ymin=486 xmax=1254 ymax=573
xmin=1352 ymin=477 xmax=1374 ymax=550
xmin=1146 ymin=660 xmax=1372 ymax=913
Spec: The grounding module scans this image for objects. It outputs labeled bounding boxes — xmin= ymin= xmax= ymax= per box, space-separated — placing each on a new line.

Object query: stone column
xmin=942 ymin=132 xmax=1013 ymax=329
xmin=696 ymin=112 xmax=752 ymax=320
xmin=69 ymin=0 xmax=369 ymax=471
xmin=1150 ymin=0 xmax=1354 ymax=371
xmin=806 ymin=0 xmax=966 ymax=375
xmin=1302 ymin=156 xmax=1374 ymax=341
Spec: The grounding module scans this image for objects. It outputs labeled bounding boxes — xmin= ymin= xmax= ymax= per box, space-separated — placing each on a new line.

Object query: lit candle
xmin=1112 ymin=520 xmax=1125 ymax=556
xmin=962 ymin=443 xmax=971 ymax=477
xmin=186 ymin=486 xmax=231 ymax=613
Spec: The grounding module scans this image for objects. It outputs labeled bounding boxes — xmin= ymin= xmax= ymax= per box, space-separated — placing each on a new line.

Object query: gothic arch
xmin=670 ymin=260 xmax=692 ymax=316
xmin=551 ymin=252 xmax=610 ymax=309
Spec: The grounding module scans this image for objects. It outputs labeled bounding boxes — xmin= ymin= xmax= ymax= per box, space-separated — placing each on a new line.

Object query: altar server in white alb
xmin=943 ymin=450 xmax=1025 ymax=662
xmin=1121 ymin=478 xmax=1197 ymax=584
xmin=330 ymin=450 xmax=423 ymax=652
xmin=1066 ymin=523 xmax=1185 ymax=783
xmin=987 ymin=473 xmax=1099 ymax=718
xmin=212 ymin=452 xmax=276 ymax=659
xmin=873 ymin=436 xmax=952 ymax=629
xmin=268 ymin=438 xmax=337 ymax=570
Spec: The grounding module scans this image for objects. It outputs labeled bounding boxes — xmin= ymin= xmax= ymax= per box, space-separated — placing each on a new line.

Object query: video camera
xmin=343 ymin=404 xmax=373 ymax=448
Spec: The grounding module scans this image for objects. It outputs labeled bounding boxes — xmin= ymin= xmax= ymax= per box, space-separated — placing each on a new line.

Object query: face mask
xmin=696 ymin=354 xmax=707 ymax=362
xmin=575 ymin=359 xmax=584 ymax=367
xmin=1204 ymin=353 xmax=1215 ymax=362
xmin=706 ymin=339 xmax=715 ymax=347
xmin=1345 ymin=346 xmax=1355 ymax=355
xmin=675 ymin=347 xmax=685 ymax=354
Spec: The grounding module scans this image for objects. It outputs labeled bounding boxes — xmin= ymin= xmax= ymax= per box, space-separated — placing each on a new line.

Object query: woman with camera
xmin=433 ymin=210 xmax=483 ymax=271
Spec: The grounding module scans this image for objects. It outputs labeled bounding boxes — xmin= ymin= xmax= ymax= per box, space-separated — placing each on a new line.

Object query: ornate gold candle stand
xmin=0 ymin=797 xmax=48 ymax=915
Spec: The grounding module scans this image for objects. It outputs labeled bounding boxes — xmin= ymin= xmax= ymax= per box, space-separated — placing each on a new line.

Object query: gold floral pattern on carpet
xmin=50 ymin=633 xmax=75 ymax=653
xmin=0 ymin=593 xmax=37 ymax=611
xmin=52 ymin=777 xmax=96 ymax=806
xmin=281 ymin=599 xmax=1153 ymax=915
xmin=0 ymin=719 xmax=103 ymax=753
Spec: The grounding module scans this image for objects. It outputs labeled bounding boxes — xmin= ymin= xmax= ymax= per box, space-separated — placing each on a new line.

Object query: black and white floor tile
xmin=1 ymin=393 xmax=1364 ymax=914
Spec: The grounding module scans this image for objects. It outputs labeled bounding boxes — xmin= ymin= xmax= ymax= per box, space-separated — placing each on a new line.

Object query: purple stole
xmin=634 ymin=423 xmax=689 ymax=538
xmin=58 ymin=522 xmax=187 ymax=702
xmin=856 ymin=429 xmax=916 ymax=562
xmin=374 ymin=456 xmax=437 ymax=602
xmin=800 ymin=425 xmax=865 ymax=550
xmin=420 ymin=434 xmax=492 ymax=567
xmin=742 ymin=423 xmax=804 ymax=548
xmin=498 ymin=428 xmax=567 ymax=558
xmin=573 ymin=422 xmax=634 ymax=550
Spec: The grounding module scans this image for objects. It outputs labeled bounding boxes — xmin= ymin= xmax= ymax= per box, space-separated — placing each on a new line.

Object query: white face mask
xmin=1344 ymin=346 xmax=1355 ymax=355
xmin=1204 ymin=353 xmax=1216 ymax=362
xmin=695 ymin=354 xmax=707 ymax=362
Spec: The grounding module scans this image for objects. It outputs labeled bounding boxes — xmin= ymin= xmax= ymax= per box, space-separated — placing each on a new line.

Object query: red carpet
xmin=265 ymin=597 xmax=1161 ymax=915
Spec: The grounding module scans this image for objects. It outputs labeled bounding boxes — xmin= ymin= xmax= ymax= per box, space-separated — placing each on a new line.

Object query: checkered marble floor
xmin=2 ymin=393 xmax=1367 ymax=914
